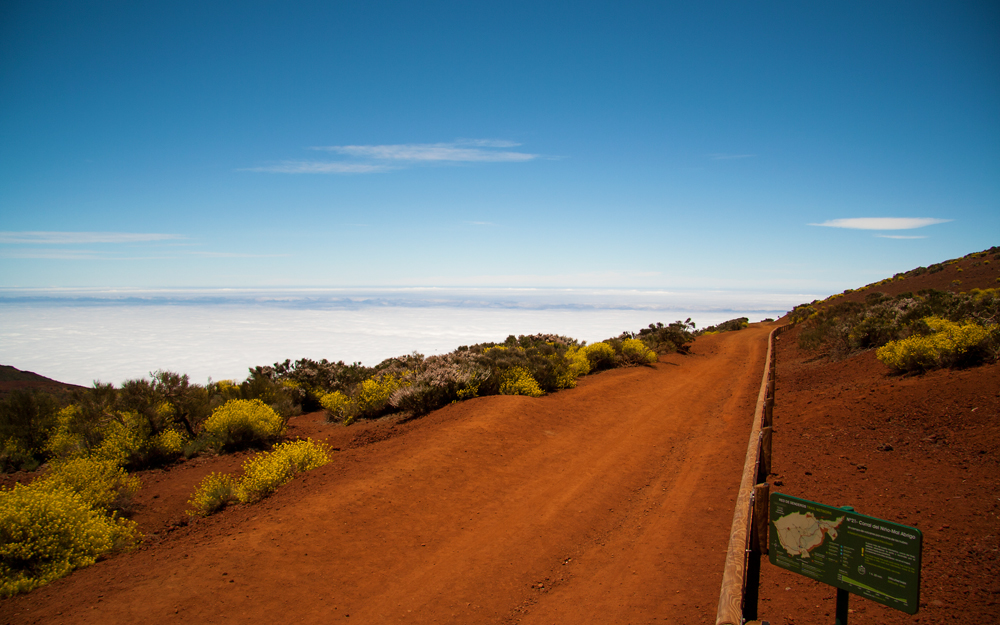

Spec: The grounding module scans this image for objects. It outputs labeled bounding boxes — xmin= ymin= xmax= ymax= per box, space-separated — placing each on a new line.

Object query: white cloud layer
xmin=809 ymin=218 xmax=951 ymax=230
xmin=0 ymin=231 xmax=183 ymax=244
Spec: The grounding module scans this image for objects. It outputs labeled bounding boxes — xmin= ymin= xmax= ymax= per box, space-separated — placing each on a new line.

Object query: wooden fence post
xmin=761 ymin=426 xmax=772 ymax=477
xmin=754 ymin=482 xmax=770 ymax=554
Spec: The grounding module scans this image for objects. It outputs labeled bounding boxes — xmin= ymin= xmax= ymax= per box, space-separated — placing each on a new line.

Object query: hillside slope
xmin=760 ymin=247 xmax=1000 ymax=624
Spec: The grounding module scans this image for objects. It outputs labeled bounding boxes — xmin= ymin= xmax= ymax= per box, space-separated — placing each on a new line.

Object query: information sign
xmin=769 ymin=492 xmax=922 ymax=614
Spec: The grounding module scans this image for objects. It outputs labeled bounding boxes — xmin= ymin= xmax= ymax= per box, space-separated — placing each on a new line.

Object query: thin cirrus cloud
xmin=0 ymin=231 xmax=184 ymax=244
xmin=248 ymin=139 xmax=541 ymax=174
xmin=708 ymin=153 xmax=755 ymax=160
xmin=808 ymin=218 xmax=952 ymax=231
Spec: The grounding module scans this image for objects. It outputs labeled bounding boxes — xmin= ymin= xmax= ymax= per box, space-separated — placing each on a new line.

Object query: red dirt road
xmin=3 ymin=325 xmax=772 ymax=625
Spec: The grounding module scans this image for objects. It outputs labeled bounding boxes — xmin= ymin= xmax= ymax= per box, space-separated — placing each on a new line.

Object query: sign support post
xmin=834 ymin=505 xmax=854 ymax=625
xmin=835 ymin=588 xmax=849 ymax=625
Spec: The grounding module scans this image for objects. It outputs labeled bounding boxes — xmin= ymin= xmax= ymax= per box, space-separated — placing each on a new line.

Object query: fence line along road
xmin=716 ymin=323 xmax=786 ymax=625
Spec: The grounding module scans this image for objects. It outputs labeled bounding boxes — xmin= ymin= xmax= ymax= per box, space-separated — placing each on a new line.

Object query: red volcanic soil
xmin=3 ymin=325 xmax=772 ymax=625
xmin=760 ymin=327 xmax=1000 ymax=624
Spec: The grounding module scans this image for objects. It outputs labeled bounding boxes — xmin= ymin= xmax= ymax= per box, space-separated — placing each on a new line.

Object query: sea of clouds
xmin=0 ymin=287 xmax=816 ymax=386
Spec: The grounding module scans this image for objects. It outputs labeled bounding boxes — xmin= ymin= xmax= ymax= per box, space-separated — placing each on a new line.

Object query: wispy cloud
xmin=249 ymin=139 xmax=541 ymax=174
xmin=242 ymin=162 xmax=392 ymax=174
xmin=311 ymin=141 xmax=538 ymax=163
xmin=0 ymin=249 xmax=111 ymax=260
xmin=709 ymin=153 xmax=755 ymax=160
xmin=809 ymin=218 xmax=951 ymax=230
xmin=875 ymin=235 xmax=928 ymax=239
xmin=0 ymin=231 xmax=184 ymax=244
xmin=188 ymin=251 xmax=290 ymax=258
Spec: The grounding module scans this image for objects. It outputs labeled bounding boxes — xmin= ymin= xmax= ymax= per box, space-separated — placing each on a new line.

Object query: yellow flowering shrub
xmin=345 ymin=374 xmax=409 ymax=424
xmin=235 ymin=439 xmax=332 ymax=503
xmin=554 ymin=346 xmax=591 ymax=389
xmin=581 ymin=342 xmax=616 ymax=369
xmin=0 ymin=481 xmax=139 ymax=597
xmin=203 ymin=399 xmax=284 ymax=449
xmin=499 ymin=367 xmax=544 ymax=397
xmin=319 ymin=390 xmax=351 ymax=418
xmin=186 ymin=472 xmax=237 ymax=516
xmin=876 ymin=317 xmax=994 ymax=372
xmin=44 ymin=405 xmax=88 ymax=459
xmin=40 ymin=456 xmax=140 ymax=513
xmin=188 ymin=439 xmax=332 ymax=515
xmin=152 ymin=429 xmax=186 ymax=456
xmin=92 ymin=412 xmax=147 ymax=466
xmin=620 ymin=338 xmax=658 ymax=365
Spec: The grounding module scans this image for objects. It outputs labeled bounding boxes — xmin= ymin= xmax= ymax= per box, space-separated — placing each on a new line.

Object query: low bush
xmin=388 ymin=356 xmax=491 ymax=415
xmin=321 ymin=373 xmax=410 ymax=424
xmin=235 ymin=439 xmax=332 ymax=503
xmin=40 ymin=456 xmax=141 ymax=514
xmin=876 ymin=317 xmax=996 ymax=372
xmin=202 ymin=399 xmax=285 ymax=451
xmin=186 ymin=472 xmax=238 ymax=516
xmin=0 ymin=476 xmax=139 ymax=597
xmin=0 ymin=390 xmax=59 ymax=472
xmin=91 ymin=411 xmax=187 ymax=470
xmin=636 ymin=320 xmax=696 ymax=353
xmin=555 ymin=346 xmax=591 ymax=389
xmin=618 ymin=338 xmax=659 ymax=365
xmin=498 ymin=367 xmax=544 ymax=397
xmin=699 ymin=317 xmax=749 ymax=334
xmin=188 ymin=439 xmax=332 ymax=516
xmin=582 ymin=342 xmax=616 ymax=370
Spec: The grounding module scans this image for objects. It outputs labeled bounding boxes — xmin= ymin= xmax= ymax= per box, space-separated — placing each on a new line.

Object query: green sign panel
xmin=769 ymin=493 xmax=922 ymax=614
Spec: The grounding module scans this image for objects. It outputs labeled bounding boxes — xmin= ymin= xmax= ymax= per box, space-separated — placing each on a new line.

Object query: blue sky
xmin=2 ymin=1 xmax=998 ymax=294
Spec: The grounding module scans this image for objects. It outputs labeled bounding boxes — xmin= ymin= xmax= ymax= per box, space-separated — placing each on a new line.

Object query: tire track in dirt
xmin=3 ymin=326 xmax=771 ymax=625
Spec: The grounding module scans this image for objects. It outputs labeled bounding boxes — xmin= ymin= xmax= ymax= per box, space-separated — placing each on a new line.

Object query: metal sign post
xmin=768 ymin=493 xmax=922 ymax=620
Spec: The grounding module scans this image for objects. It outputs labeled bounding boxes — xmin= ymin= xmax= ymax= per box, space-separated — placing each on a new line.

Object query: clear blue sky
xmin=2 ymin=1 xmax=997 ymax=294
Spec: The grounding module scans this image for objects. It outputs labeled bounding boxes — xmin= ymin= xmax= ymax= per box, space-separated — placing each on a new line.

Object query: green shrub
xmin=387 ymin=357 xmax=491 ymax=415
xmin=498 ymin=367 xmax=544 ymax=397
xmin=202 ymin=399 xmax=284 ymax=451
xmin=0 ymin=478 xmax=139 ymax=597
xmin=876 ymin=317 xmax=995 ymax=372
xmin=636 ymin=320 xmax=696 ymax=353
xmin=699 ymin=317 xmax=749 ymax=334
xmin=320 ymin=373 xmax=410 ymax=424
xmin=0 ymin=390 xmax=58 ymax=472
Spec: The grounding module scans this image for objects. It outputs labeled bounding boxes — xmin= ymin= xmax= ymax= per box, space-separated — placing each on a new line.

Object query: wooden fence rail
xmin=716 ymin=324 xmax=787 ymax=625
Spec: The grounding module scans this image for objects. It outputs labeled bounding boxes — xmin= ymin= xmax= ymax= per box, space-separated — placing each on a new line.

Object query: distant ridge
xmin=0 ymin=365 xmax=85 ymax=400
xmin=787 ymin=245 xmax=1000 ymax=315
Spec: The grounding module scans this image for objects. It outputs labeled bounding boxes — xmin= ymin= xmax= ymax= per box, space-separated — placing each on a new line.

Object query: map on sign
xmin=774 ymin=511 xmax=844 ymax=558
xmin=769 ymin=493 xmax=923 ymax=614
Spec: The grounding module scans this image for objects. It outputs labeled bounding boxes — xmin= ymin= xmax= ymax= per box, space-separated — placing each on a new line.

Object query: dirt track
xmin=2 ymin=325 xmax=772 ymax=625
